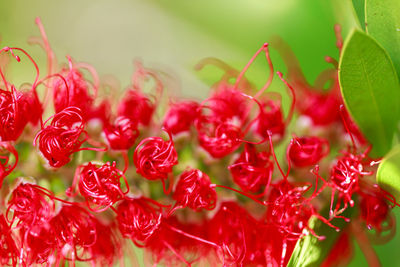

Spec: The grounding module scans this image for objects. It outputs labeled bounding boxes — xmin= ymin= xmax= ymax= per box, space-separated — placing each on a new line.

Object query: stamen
xmin=234 ymin=43 xmax=269 ymax=90
xmin=277 ymin=71 xmax=296 ymax=124
xmin=34 ymin=17 xmax=55 ymax=75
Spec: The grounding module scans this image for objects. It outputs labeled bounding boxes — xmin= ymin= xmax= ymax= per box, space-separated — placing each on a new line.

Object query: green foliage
xmin=339 ymin=30 xmax=400 ymax=157
xmin=366 ymin=0 xmax=400 ymax=79
xmin=377 ymin=144 xmax=400 ymax=195
xmin=288 ymin=208 xmax=352 ymax=267
xmin=352 ymin=0 xmax=366 ymax=30
xmin=287 ymin=217 xmax=331 ymax=267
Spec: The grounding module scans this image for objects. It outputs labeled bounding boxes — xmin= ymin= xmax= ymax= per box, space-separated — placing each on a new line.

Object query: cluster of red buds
xmin=0 ymin=19 xmax=398 ymax=267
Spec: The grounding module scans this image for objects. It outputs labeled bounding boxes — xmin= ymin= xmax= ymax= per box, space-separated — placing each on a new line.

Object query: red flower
xmin=273 ymin=37 xmax=342 ymax=126
xmin=196 ymin=118 xmax=242 ymax=158
xmin=0 ymin=20 xmax=398 ymax=266
xmin=255 ymin=98 xmax=286 ymax=139
xmin=229 ymin=143 xmax=273 ymax=193
xmin=163 ymin=101 xmax=199 ymax=135
xmin=118 ymin=90 xmax=155 ymax=126
xmin=50 ymin=205 xmax=98 ymax=262
xmin=71 ymin=161 xmax=129 ymax=212
xmin=7 ymin=182 xmax=54 ymax=227
xmin=261 ymin=179 xmax=332 ymax=266
xmin=358 ymin=185 xmax=396 ymax=234
xmin=146 ymin=216 xmax=215 ymax=266
xmin=194 ymin=89 xmax=251 ymax=159
xmin=208 ymin=88 xmax=248 ymax=121
xmin=118 ymin=61 xmax=162 ymax=127
xmin=116 ymin=197 xmax=163 ymax=247
xmin=360 ymin=193 xmax=389 ymax=232
xmin=0 ymin=46 xmax=43 ymax=141
xmin=23 ymin=223 xmax=56 ymax=266
xmin=89 ymin=221 xmax=122 ymax=266
xmin=172 ymin=169 xmax=217 ymax=212
xmin=134 ymin=133 xmax=178 ymax=193
xmin=18 ymin=89 xmax=43 ymax=126
xmin=53 ymin=67 xmax=95 ymax=121
xmin=259 ymin=223 xmax=298 ymax=267
xmin=34 ymin=106 xmax=89 ymax=168
xmin=103 ymin=116 xmax=139 ymax=150
xmin=330 ymin=151 xmax=372 ymax=210
xmin=207 ymin=201 xmax=258 ymax=266
xmin=321 ymin=231 xmax=353 ymax=267
xmin=0 ymin=88 xmax=27 ymax=141
xmin=299 ymin=87 xmax=342 ymax=126
xmin=288 ymin=136 xmax=330 ymax=167
xmin=87 ymin=98 xmax=111 ymax=125
xmin=341 ymin=107 xmax=367 ymax=146
xmin=265 ymin=180 xmax=313 ymax=237
xmin=0 ymin=215 xmax=18 ymax=266
xmin=0 ymin=141 xmax=18 ymax=188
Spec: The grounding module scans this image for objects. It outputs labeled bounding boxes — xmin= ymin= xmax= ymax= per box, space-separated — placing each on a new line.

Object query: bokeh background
xmin=0 ymin=0 xmax=399 ymax=266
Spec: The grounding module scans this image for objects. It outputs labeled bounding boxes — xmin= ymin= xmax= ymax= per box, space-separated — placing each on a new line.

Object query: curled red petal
xmin=229 ymin=143 xmax=273 ymax=193
xmin=0 ymin=214 xmax=19 ymax=266
xmin=254 ymin=98 xmax=285 ymax=140
xmin=23 ymin=223 xmax=57 ymax=266
xmin=53 ymin=68 xmax=94 ymax=120
xmin=7 ymin=182 xmax=54 ymax=227
xmin=0 ymin=141 xmax=18 ymax=188
xmin=172 ymin=169 xmax=217 ymax=211
xmin=163 ymin=100 xmax=199 ymax=135
xmin=288 ymin=136 xmax=330 ymax=167
xmin=75 ymin=161 xmax=129 ymax=211
xmin=116 ymin=197 xmax=163 ymax=247
xmin=133 ymin=134 xmax=178 ymax=181
xmin=118 ymin=90 xmax=155 ymax=127
xmin=50 ymin=204 xmax=98 ymax=262
xmin=103 ymin=116 xmax=139 ymax=151
xmin=0 ymin=88 xmax=27 ymax=141
xmin=34 ymin=106 xmax=88 ymax=168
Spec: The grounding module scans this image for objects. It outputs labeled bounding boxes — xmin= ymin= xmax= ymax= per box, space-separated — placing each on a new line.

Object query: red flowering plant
xmin=0 ymin=4 xmax=400 ymax=266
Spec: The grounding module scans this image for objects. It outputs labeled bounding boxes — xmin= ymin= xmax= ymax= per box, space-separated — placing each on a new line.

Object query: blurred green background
xmin=0 ymin=0 xmax=399 ymax=266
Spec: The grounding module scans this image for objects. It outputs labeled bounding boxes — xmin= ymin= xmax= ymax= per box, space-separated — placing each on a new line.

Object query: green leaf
xmin=287 ymin=217 xmax=329 ymax=267
xmin=366 ymin=0 xmax=400 ymax=78
xmin=339 ymin=30 xmax=400 ymax=157
xmin=352 ymin=0 xmax=366 ymax=30
xmin=377 ymin=144 xmax=400 ymax=195
xmin=287 ymin=208 xmax=352 ymax=267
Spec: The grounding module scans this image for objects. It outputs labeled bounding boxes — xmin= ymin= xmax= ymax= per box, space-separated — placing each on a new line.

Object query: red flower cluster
xmin=4 ymin=181 xmax=121 ymax=266
xmin=172 ymin=168 xmax=217 ymax=212
xmin=69 ymin=161 xmax=129 ymax=211
xmin=0 ymin=19 xmax=398 ymax=267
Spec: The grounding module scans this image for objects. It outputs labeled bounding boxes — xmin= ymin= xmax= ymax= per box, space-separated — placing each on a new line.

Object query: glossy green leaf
xmin=366 ymin=0 xmax=400 ymax=78
xmin=339 ymin=30 xmax=400 ymax=157
xmin=377 ymin=144 xmax=400 ymax=195
xmin=287 ymin=217 xmax=328 ymax=267
xmin=288 ymin=208 xmax=352 ymax=267
xmin=352 ymin=0 xmax=366 ymax=30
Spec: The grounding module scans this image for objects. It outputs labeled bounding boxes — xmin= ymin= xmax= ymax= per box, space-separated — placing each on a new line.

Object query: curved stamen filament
xmin=35 ymin=17 xmax=55 ymax=75
xmin=234 ymin=43 xmax=269 ymax=90
xmin=277 ymin=72 xmax=296 ymax=124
